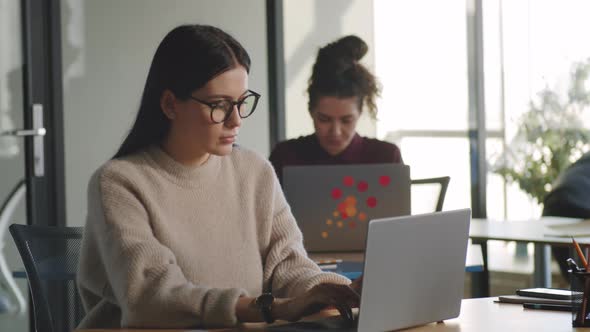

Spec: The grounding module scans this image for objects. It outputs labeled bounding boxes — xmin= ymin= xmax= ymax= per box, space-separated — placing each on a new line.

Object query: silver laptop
xmin=282 ymin=164 xmax=411 ymax=252
xmin=269 ymin=209 xmax=471 ymax=332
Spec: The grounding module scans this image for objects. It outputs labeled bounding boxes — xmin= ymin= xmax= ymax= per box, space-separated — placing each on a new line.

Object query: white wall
xmin=61 ymin=0 xmax=269 ymax=226
xmin=283 ymin=0 xmax=376 ymax=139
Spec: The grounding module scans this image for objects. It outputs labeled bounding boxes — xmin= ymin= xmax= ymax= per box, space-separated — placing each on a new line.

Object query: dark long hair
xmin=307 ymin=35 xmax=380 ymax=118
xmin=113 ymin=24 xmax=251 ymax=159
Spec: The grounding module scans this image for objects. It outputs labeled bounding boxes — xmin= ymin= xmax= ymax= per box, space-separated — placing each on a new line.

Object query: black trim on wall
xmin=20 ymin=2 xmax=67 ymax=330
xmin=466 ymin=0 xmax=489 ymax=298
xmin=21 ymin=0 xmax=45 ymax=226
xmin=21 ymin=0 xmax=66 ymax=228
xmin=467 ymin=0 xmax=487 ymax=221
xmin=266 ymin=0 xmax=286 ymax=149
xmin=48 ymin=0 xmax=67 ymax=229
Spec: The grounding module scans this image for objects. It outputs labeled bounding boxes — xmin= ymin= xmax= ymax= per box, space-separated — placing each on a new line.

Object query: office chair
xmin=9 ymin=224 xmax=85 ymax=332
xmin=410 ymin=176 xmax=450 ymax=212
xmin=0 ymin=179 xmax=27 ymax=315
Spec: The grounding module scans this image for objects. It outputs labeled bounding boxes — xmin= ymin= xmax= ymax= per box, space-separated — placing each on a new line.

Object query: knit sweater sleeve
xmin=89 ymin=166 xmax=247 ymax=328
xmin=262 ymin=172 xmax=351 ymax=297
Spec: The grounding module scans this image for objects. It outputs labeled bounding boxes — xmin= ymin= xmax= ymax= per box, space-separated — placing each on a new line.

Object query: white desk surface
xmin=470 ymin=217 xmax=590 ymax=246
xmin=406 ymin=297 xmax=589 ymax=331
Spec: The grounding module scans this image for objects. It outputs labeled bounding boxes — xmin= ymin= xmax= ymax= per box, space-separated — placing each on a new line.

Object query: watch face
xmin=257 ymin=293 xmax=274 ymax=307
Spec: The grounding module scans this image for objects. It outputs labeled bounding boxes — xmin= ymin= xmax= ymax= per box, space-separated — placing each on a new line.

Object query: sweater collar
xmin=312 ymin=133 xmax=363 ymax=162
xmin=145 ymin=145 xmax=221 ymax=186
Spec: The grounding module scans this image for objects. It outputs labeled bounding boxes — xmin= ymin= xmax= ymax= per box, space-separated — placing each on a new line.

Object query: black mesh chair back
xmin=9 ymin=224 xmax=85 ymax=332
xmin=411 ymin=176 xmax=451 ymax=212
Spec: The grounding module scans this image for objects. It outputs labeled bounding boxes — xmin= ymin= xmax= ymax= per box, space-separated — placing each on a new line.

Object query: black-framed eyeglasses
xmin=190 ymin=89 xmax=261 ymax=124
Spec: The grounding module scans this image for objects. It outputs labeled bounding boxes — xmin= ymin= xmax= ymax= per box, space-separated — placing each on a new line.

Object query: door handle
xmin=0 ymin=104 xmax=45 ymax=177
xmin=2 ymin=128 xmax=46 ymax=136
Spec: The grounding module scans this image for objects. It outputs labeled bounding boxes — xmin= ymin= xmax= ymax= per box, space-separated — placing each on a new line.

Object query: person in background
xmin=543 ymin=152 xmax=590 ymax=281
xmin=76 ymin=24 xmax=360 ymax=329
xmin=269 ymin=35 xmax=403 ymax=183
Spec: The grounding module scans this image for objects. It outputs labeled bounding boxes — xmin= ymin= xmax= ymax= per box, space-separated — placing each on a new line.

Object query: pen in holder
xmin=569 ymin=269 xmax=590 ymax=327
xmin=570 ymin=238 xmax=590 ymax=326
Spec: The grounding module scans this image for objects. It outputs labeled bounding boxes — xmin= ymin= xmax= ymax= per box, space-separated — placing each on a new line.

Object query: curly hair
xmin=307 ymin=35 xmax=381 ymax=119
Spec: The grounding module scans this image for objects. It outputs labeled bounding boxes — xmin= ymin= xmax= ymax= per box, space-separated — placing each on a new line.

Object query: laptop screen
xmin=283 ymin=164 xmax=410 ymax=252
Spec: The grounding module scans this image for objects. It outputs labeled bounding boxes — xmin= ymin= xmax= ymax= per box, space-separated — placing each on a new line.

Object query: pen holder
xmin=570 ymin=270 xmax=590 ymax=327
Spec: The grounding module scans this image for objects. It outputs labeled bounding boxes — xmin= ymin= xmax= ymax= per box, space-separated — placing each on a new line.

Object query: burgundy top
xmin=269 ymin=133 xmax=403 ymax=183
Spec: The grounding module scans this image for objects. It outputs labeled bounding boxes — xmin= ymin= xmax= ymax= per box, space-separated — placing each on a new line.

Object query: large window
xmin=374 ymin=0 xmax=590 ymax=219
xmin=483 ymin=0 xmax=590 ymax=220
xmin=374 ymin=0 xmax=471 ymax=214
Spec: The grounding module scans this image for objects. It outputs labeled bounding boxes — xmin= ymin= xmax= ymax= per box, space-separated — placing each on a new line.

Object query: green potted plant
xmin=492 ymin=59 xmax=590 ymax=205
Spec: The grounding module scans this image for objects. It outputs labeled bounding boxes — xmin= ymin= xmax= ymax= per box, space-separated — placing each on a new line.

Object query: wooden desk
xmin=470 ymin=217 xmax=587 ymax=289
xmin=75 ymin=297 xmax=590 ymax=331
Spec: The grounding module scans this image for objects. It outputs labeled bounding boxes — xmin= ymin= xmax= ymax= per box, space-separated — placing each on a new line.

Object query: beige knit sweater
xmin=76 ymin=145 xmax=349 ymax=329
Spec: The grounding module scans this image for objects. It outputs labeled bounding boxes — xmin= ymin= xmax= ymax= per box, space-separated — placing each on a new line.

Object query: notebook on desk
xmin=282 ymin=163 xmax=410 ymax=252
xmin=270 ymin=209 xmax=472 ymax=332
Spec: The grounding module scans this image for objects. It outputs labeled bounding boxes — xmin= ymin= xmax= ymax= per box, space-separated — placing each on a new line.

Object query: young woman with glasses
xmin=270 ymin=35 xmax=403 ymax=183
xmin=77 ymin=25 xmax=359 ymax=329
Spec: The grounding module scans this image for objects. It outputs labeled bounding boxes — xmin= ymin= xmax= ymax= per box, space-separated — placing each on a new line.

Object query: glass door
xmin=1 ymin=0 xmax=66 ymax=331
xmin=1 ymin=1 xmax=65 ymax=226
xmin=0 ymin=1 xmax=29 ymax=330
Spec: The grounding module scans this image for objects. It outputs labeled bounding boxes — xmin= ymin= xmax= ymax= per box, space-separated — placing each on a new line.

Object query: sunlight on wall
xmin=374 ymin=0 xmax=470 ymax=213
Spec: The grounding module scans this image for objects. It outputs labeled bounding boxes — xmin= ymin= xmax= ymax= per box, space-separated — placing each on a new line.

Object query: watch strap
xmin=255 ymin=293 xmax=275 ymax=324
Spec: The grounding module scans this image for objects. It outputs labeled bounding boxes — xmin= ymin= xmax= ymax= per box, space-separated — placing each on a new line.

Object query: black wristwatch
xmin=255 ymin=292 xmax=275 ymax=324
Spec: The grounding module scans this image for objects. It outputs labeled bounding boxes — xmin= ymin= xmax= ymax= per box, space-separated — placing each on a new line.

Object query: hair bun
xmin=333 ymin=35 xmax=368 ymax=61
xmin=318 ymin=35 xmax=368 ymax=65
xmin=308 ymin=35 xmax=380 ymax=118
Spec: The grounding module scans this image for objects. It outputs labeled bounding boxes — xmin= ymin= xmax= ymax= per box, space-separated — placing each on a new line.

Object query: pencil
xmin=582 ymin=278 xmax=590 ymax=325
xmin=573 ymin=237 xmax=589 ymax=270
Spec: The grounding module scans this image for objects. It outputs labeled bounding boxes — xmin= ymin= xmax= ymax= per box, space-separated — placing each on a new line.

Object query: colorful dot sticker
xmin=358 ymin=212 xmax=367 ymax=222
xmin=366 ymin=196 xmax=377 ymax=208
xmin=343 ymin=176 xmax=354 ymax=187
xmin=357 ymin=181 xmax=368 ymax=192
xmin=320 ymin=174 xmax=391 ymax=240
xmin=331 ymin=188 xmax=342 ymax=199
xmin=338 ymin=202 xmax=347 ymax=214
xmin=345 ymin=195 xmax=357 ymax=205
xmin=345 ymin=206 xmax=357 ymax=217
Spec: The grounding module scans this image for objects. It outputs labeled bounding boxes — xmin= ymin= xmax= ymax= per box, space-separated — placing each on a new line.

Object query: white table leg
xmin=533 ymin=243 xmax=552 ymax=287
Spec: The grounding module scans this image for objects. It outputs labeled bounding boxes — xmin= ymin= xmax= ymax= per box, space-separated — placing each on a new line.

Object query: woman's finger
xmin=346 ymin=304 xmax=353 ymax=322
xmin=307 ymin=283 xmax=360 ymax=319
xmin=346 ymin=297 xmax=360 ymax=309
xmin=335 ymin=303 xmax=352 ymax=321
xmin=344 ymin=304 xmax=354 ymax=322
xmin=322 ymin=283 xmax=360 ymax=299
xmin=318 ymin=284 xmax=360 ymax=308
